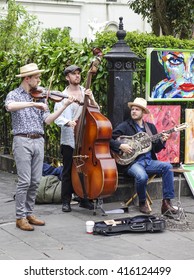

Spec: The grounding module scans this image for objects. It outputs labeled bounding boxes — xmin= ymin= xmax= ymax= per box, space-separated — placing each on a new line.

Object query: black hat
xmin=64 ymin=65 xmax=82 ymax=76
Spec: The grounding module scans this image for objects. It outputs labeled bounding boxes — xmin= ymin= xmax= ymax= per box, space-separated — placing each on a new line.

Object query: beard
xmin=69 ymin=78 xmax=81 ymax=86
xmin=131 ymin=114 xmax=142 ymax=121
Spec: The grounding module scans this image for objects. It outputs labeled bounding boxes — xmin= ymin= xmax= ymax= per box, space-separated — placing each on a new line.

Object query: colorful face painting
xmin=146 ymin=48 xmax=194 ymax=101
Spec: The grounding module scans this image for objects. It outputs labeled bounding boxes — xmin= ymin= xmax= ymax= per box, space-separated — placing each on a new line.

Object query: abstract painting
xmin=144 ymin=105 xmax=181 ymax=163
xmin=184 ymin=109 xmax=194 ymax=164
xmin=146 ymin=48 xmax=194 ymax=101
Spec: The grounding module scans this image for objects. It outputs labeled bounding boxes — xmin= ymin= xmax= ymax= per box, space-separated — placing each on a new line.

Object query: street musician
xmin=110 ymin=97 xmax=178 ymax=215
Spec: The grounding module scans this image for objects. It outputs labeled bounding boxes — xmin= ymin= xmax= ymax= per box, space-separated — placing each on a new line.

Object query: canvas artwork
xmin=146 ymin=48 xmax=194 ymax=101
xmin=143 ymin=105 xmax=181 ymax=163
xmin=181 ymin=164 xmax=194 ymax=196
xmin=184 ymin=109 xmax=194 ymax=164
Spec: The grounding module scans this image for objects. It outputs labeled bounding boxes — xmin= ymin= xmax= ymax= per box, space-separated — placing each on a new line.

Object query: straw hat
xmin=16 ymin=63 xmax=44 ymax=78
xmin=128 ymin=97 xmax=150 ymax=114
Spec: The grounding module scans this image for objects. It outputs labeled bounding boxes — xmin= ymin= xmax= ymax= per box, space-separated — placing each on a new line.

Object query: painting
xmin=143 ymin=105 xmax=181 ymax=163
xmin=146 ymin=48 xmax=194 ymax=101
xmin=181 ymin=164 xmax=194 ymax=196
xmin=184 ymin=109 xmax=194 ymax=164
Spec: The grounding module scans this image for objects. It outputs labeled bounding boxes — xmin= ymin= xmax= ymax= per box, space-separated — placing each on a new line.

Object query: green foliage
xmin=94 ymin=31 xmax=194 ymax=99
xmin=40 ymin=27 xmax=71 ymax=45
xmin=166 ymin=0 xmax=194 ymax=39
xmin=124 ymin=32 xmax=194 ymax=58
xmin=0 ymin=0 xmax=41 ymax=54
xmin=127 ymin=0 xmax=153 ymax=22
xmin=0 ymin=51 xmax=22 ymax=141
xmin=128 ymin=0 xmax=194 ymax=39
xmin=1 ymin=10 xmax=194 ymax=157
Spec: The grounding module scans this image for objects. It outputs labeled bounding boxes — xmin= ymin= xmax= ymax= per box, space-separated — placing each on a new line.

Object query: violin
xmin=29 ymin=87 xmax=84 ymax=105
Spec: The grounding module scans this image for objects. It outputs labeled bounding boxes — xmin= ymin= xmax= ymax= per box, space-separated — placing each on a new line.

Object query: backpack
xmin=36 ymin=175 xmax=62 ymax=204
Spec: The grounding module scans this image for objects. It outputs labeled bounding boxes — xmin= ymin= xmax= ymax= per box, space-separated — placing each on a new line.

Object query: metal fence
xmin=0 ymin=116 xmax=62 ymax=163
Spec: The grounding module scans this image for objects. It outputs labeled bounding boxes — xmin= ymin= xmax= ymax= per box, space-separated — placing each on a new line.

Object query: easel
xmin=165 ymin=168 xmax=191 ymax=221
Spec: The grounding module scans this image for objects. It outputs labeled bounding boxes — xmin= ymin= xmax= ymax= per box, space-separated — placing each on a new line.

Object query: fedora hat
xmin=64 ymin=65 xmax=82 ymax=76
xmin=128 ymin=97 xmax=150 ymax=114
xmin=16 ymin=63 xmax=44 ymax=78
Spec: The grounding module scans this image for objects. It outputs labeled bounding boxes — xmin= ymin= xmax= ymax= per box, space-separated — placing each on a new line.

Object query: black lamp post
xmin=104 ymin=17 xmax=139 ymax=128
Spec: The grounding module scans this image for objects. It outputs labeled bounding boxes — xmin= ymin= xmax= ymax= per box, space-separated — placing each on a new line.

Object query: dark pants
xmin=60 ymin=145 xmax=74 ymax=203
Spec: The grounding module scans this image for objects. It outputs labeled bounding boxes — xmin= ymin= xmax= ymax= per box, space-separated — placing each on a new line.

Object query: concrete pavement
xmin=0 ymin=169 xmax=194 ymax=260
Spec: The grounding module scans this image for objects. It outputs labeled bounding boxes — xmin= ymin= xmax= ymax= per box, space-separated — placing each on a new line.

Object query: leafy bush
xmin=1 ymin=28 xmax=194 ymax=159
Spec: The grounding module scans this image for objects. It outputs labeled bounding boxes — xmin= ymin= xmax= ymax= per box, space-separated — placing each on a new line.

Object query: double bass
xmin=71 ymin=49 xmax=118 ymax=200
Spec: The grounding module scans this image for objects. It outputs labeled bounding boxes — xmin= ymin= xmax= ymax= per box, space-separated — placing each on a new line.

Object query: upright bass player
xmin=54 ymin=65 xmax=98 ymax=212
xmin=55 ymin=48 xmax=118 ymax=213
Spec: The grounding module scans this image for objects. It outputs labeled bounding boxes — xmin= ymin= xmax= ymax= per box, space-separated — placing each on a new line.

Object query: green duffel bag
xmin=36 ymin=175 xmax=62 ymax=204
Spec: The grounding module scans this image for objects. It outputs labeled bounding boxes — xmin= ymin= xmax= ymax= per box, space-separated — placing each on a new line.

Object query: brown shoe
xmin=27 ymin=215 xmax=45 ymax=226
xmin=161 ymin=199 xmax=178 ymax=215
xmin=16 ymin=218 xmax=34 ymax=231
xmin=139 ymin=200 xmax=151 ymax=214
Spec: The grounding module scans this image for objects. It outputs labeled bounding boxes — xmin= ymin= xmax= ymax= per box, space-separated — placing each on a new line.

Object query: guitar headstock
xmin=174 ymin=122 xmax=189 ymax=131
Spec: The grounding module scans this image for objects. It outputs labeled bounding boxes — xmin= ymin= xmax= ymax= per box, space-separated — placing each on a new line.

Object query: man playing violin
xmin=5 ymin=63 xmax=75 ymax=231
xmin=54 ymin=65 xmax=98 ymax=212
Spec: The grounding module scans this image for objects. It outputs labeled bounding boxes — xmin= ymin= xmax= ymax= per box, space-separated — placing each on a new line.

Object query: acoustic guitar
xmin=111 ymin=123 xmax=188 ymax=165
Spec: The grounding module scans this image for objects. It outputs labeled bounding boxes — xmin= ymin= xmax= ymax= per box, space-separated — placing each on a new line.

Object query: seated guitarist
xmin=110 ymin=97 xmax=178 ymax=215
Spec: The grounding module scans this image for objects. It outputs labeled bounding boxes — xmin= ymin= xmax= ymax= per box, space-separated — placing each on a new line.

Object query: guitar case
xmin=93 ymin=215 xmax=166 ymax=236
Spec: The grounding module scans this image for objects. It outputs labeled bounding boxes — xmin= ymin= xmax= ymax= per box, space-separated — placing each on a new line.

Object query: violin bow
xmin=46 ymin=70 xmax=55 ymax=102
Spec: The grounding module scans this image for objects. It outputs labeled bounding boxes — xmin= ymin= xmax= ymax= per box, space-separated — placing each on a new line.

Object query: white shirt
xmin=54 ymin=86 xmax=85 ymax=149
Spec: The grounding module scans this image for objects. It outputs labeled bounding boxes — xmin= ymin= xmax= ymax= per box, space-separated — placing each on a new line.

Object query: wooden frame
xmin=184 ymin=109 xmax=194 ymax=164
xmin=181 ymin=164 xmax=194 ymax=196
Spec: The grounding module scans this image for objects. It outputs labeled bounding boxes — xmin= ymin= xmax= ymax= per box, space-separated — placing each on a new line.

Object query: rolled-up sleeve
xmin=54 ymin=101 xmax=70 ymax=127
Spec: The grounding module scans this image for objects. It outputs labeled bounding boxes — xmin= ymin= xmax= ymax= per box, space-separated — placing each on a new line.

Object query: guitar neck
xmin=151 ymin=128 xmax=175 ymax=142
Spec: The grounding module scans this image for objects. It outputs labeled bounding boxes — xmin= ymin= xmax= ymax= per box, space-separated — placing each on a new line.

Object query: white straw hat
xmin=128 ymin=97 xmax=150 ymax=114
xmin=16 ymin=63 xmax=44 ymax=78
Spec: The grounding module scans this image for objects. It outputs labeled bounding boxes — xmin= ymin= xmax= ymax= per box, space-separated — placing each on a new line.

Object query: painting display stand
xmin=167 ymin=168 xmax=191 ymax=221
xmin=175 ymin=171 xmax=187 ymax=221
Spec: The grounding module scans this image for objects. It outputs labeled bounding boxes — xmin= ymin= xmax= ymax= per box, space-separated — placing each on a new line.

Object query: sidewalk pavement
xmin=1 ymin=169 xmax=194 ymax=260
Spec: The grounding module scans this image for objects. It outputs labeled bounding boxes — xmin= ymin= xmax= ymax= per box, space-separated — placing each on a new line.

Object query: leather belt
xmin=15 ymin=133 xmax=43 ymax=139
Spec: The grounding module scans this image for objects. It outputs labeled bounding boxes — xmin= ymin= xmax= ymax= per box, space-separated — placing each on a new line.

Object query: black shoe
xmin=79 ymin=199 xmax=94 ymax=210
xmin=72 ymin=194 xmax=81 ymax=203
xmin=62 ymin=202 xmax=72 ymax=212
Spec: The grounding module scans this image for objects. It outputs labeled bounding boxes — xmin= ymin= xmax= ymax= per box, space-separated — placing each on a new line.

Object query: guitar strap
xmin=144 ymin=122 xmax=153 ymax=137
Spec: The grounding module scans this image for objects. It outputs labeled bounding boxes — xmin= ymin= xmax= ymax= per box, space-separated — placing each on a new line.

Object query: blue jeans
xmin=126 ymin=160 xmax=174 ymax=202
